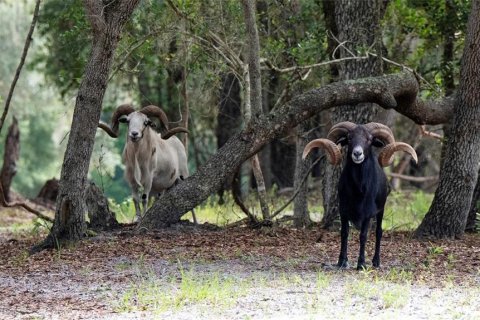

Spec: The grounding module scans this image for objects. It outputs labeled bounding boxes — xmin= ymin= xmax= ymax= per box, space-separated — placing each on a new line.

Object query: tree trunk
xmin=36 ymin=0 xmax=140 ymax=250
xmin=86 ymin=183 xmax=119 ymax=231
xmin=35 ymin=178 xmax=59 ymax=207
xmin=321 ymin=0 xmax=385 ymax=228
xmin=416 ymin=0 xmax=480 ymax=239
xmin=0 ymin=117 xmax=20 ymax=203
xmin=466 ymin=169 xmax=480 ymax=232
xmin=242 ymin=0 xmax=270 ymax=220
xmin=140 ymin=71 xmax=432 ymax=229
xmin=216 ymin=73 xmax=242 ymax=203
xmin=293 ymin=120 xmax=313 ymax=227
xmin=442 ymin=0 xmax=457 ymax=96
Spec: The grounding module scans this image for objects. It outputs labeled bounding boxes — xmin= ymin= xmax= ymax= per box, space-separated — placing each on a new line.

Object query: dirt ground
xmin=0 ymin=210 xmax=479 ymax=319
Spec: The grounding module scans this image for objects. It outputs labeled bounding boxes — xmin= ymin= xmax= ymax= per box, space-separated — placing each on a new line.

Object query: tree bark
xmin=442 ymin=0 xmax=457 ymax=96
xmin=466 ymin=169 xmax=480 ymax=232
xmin=321 ymin=0 xmax=385 ymax=228
xmin=0 ymin=117 xmax=20 ymax=202
xmin=36 ymin=0 xmax=140 ymax=250
xmin=242 ymin=0 xmax=270 ymax=220
xmin=35 ymin=178 xmax=59 ymax=207
xmin=86 ymin=183 xmax=119 ymax=231
xmin=140 ymin=71 xmax=441 ymax=229
xmin=293 ymin=120 xmax=313 ymax=227
xmin=216 ymin=73 xmax=242 ymax=203
xmin=416 ymin=0 xmax=480 ymax=239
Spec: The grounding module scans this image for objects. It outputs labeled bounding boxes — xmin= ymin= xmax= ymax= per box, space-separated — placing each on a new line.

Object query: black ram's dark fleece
xmin=337 ymin=126 xmax=390 ymax=270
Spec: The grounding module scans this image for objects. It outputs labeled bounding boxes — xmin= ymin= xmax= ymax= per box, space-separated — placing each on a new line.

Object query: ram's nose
xmin=352 ymin=146 xmax=365 ymax=164
xmin=130 ymin=131 xmax=140 ymax=141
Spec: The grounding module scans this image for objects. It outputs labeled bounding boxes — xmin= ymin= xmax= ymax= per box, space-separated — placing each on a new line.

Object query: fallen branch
xmin=387 ymin=172 xmax=439 ymax=183
xmin=0 ymin=183 xmax=53 ymax=223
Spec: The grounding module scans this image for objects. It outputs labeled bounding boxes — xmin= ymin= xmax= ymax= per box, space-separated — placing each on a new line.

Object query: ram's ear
xmin=372 ymin=137 xmax=386 ymax=148
xmin=336 ymin=136 xmax=348 ymax=146
xmin=118 ymin=115 xmax=129 ymax=123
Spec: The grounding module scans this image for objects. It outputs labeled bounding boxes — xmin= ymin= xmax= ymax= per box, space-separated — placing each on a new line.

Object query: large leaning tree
xmin=141 ymin=1 xmax=479 ymax=240
xmin=36 ymin=0 xmax=140 ymax=250
xmin=140 ymin=70 xmax=454 ymax=229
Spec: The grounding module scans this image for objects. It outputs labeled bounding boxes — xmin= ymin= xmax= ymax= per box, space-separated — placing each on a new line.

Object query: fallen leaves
xmin=0 ymin=224 xmax=479 ymax=318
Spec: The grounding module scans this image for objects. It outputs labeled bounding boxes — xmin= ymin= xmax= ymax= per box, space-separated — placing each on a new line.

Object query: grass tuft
xmin=115 ymin=264 xmax=246 ymax=314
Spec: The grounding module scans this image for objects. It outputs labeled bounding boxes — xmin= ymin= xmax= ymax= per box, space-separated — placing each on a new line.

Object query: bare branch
xmin=109 ymin=29 xmax=163 ymax=81
xmin=261 ymin=55 xmax=371 ymax=73
xmin=270 ymin=156 xmax=324 ymax=220
xmin=419 ymin=125 xmax=443 ymax=140
xmin=387 ymin=173 xmax=439 ymax=183
xmin=0 ymin=0 xmax=41 ymax=135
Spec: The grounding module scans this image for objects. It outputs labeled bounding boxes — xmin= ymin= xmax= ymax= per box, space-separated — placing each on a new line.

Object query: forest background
xmin=0 ymin=0 xmax=476 ymax=234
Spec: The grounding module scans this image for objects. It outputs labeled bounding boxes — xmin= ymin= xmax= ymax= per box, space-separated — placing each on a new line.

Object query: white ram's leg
xmin=132 ymin=193 xmax=142 ymax=221
xmin=141 ymin=180 xmax=153 ymax=216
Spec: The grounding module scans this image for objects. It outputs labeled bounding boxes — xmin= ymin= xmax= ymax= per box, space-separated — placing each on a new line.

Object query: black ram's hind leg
xmin=337 ymin=216 xmax=350 ymax=268
xmin=372 ymin=209 xmax=384 ymax=268
xmin=357 ymin=219 xmax=370 ymax=270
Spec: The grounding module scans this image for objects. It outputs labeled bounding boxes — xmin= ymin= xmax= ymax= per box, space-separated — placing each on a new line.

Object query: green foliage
xmin=0 ymin=1 xmax=68 ymax=197
xmin=383 ymin=0 xmax=470 ymax=95
xmin=33 ymin=0 xmax=90 ymax=97
xmin=2 ymin=0 xmax=472 ymax=208
xmin=13 ymin=114 xmax=61 ymax=197
xmin=108 ymin=198 xmax=136 ymax=224
xmin=383 ymin=191 xmax=433 ymax=231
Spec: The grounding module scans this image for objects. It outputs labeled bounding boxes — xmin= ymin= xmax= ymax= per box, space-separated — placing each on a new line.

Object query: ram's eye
xmin=144 ymin=120 xmax=151 ymax=126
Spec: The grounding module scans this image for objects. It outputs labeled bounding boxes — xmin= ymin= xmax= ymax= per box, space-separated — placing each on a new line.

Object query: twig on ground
xmin=0 ymin=184 xmax=53 ymax=223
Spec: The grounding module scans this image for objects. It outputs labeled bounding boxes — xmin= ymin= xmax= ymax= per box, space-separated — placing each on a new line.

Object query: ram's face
xmin=347 ymin=126 xmax=373 ymax=164
xmin=120 ymin=112 xmax=153 ymax=142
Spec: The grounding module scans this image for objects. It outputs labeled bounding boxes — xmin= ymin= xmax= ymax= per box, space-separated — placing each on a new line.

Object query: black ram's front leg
xmin=337 ymin=215 xmax=349 ymax=268
xmin=357 ymin=219 xmax=370 ymax=270
xmin=372 ymin=209 xmax=384 ymax=268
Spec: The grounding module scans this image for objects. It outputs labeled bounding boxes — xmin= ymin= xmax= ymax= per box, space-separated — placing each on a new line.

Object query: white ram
xmin=98 ymin=104 xmax=196 ymax=222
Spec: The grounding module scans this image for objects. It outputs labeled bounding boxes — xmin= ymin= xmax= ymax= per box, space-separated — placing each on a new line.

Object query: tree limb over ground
xmin=0 ymin=183 xmax=53 ymax=223
xmin=140 ymin=71 xmax=454 ymax=229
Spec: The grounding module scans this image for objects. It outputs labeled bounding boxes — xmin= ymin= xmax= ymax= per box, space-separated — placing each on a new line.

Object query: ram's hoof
xmin=337 ymin=260 xmax=349 ymax=269
xmin=356 ymin=264 xmax=367 ymax=271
